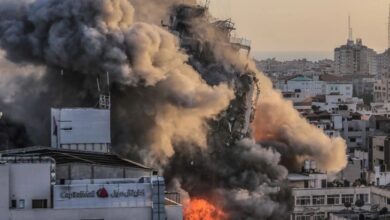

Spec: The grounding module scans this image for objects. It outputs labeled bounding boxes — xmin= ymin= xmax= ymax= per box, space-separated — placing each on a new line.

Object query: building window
xmin=357 ymin=194 xmax=368 ymax=203
xmin=296 ymin=196 xmax=311 ymax=206
xmin=321 ymin=180 xmax=327 ymax=188
xmin=10 ymin=200 xmax=16 ymax=209
xmin=296 ymin=214 xmax=311 ymax=220
xmin=313 ymin=195 xmax=325 ymax=205
xmin=314 ymin=213 xmax=325 ymax=220
xmin=341 ymin=194 xmax=354 ymax=204
xmin=387 ymin=198 xmax=390 ymax=205
xmin=379 ymin=146 xmax=384 ymax=152
xmin=32 ymin=199 xmax=48 ymax=209
xmin=18 ymin=199 xmax=25 ymax=209
xmin=327 ymin=195 xmax=340 ymax=205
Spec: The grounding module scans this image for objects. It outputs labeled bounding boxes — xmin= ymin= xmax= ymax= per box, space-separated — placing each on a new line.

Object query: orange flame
xmin=184 ymin=198 xmax=227 ymax=220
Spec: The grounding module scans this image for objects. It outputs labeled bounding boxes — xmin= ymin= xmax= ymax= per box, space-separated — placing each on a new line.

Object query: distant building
xmin=368 ymin=135 xmax=390 ymax=173
xmin=376 ymin=49 xmax=390 ymax=79
xmin=275 ymin=75 xmax=325 ymax=99
xmin=338 ymin=150 xmax=369 ymax=184
xmin=373 ymin=79 xmax=390 ymax=102
xmin=312 ymin=94 xmax=363 ymax=114
xmin=334 ymin=39 xmax=377 ymax=76
xmin=289 ymin=161 xmax=371 ymax=220
xmin=329 ymin=209 xmax=390 ymax=220
xmin=306 ymin=112 xmax=342 ymax=138
xmin=326 ymin=83 xmax=353 ymax=98
xmin=369 ymin=102 xmax=390 ymax=117
xmin=369 ymin=115 xmax=390 ymax=133
xmin=343 ymin=119 xmax=369 ymax=151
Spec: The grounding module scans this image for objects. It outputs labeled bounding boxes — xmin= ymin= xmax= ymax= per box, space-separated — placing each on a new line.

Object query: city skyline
xmin=209 ymin=0 xmax=390 ymax=60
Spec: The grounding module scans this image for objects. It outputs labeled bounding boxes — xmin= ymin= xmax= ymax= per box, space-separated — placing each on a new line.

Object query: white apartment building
xmin=292 ymin=187 xmax=371 ymax=220
xmin=312 ymin=95 xmax=363 ymax=114
xmin=289 ymin=160 xmax=373 ymax=220
xmin=364 ymin=102 xmax=390 ymax=117
xmin=326 ymin=83 xmax=353 ymax=98
xmin=276 ymin=75 xmax=325 ymax=99
xmin=0 ymin=148 xmax=182 ymax=220
xmin=371 ymin=187 xmax=390 ymax=210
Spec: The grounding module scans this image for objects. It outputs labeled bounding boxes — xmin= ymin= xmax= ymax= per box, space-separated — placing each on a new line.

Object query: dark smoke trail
xmin=0 ymin=0 xmax=234 ymax=165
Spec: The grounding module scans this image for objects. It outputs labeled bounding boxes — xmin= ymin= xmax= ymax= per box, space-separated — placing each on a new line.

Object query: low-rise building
xmin=329 ymin=210 xmax=390 ymax=220
xmin=275 ymin=75 xmax=325 ymax=99
xmin=0 ymin=147 xmax=182 ymax=220
xmin=368 ymin=135 xmax=389 ymax=172
xmin=289 ymin=161 xmax=371 ymax=220
xmin=342 ymin=117 xmax=369 ymax=150
xmin=0 ymin=107 xmax=183 ymax=220
xmin=292 ymin=186 xmax=371 ymax=220
xmin=326 ymin=83 xmax=353 ymax=98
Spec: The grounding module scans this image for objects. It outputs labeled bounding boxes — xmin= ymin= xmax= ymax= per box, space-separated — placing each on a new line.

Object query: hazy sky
xmin=208 ymin=0 xmax=390 ymax=59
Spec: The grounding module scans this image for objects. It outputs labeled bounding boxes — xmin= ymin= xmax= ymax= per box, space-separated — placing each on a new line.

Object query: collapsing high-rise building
xmin=166 ymin=3 xmax=260 ymax=146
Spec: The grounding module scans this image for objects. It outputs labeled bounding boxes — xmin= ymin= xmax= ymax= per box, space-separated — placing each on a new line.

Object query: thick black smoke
xmin=0 ymin=0 xmax=234 ymax=164
xmin=165 ymin=138 xmax=292 ymax=219
xmin=0 ymin=115 xmax=32 ymax=149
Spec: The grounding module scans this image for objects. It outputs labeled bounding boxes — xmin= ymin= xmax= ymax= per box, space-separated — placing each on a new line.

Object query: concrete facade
xmin=334 ymin=39 xmax=377 ymax=76
xmin=292 ymin=187 xmax=371 ymax=220
xmin=0 ymin=159 xmax=182 ymax=220
xmin=51 ymin=108 xmax=111 ymax=153
xmin=326 ymin=83 xmax=353 ymax=98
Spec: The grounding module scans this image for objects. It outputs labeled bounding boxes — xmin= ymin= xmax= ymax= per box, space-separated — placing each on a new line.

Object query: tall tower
xmin=348 ymin=15 xmax=353 ymax=42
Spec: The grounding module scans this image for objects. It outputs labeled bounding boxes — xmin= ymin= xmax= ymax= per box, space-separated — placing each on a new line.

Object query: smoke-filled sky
xmin=209 ymin=0 xmax=389 ymax=60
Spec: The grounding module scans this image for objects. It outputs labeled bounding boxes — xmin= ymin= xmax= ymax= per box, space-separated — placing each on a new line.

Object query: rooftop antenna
xmin=96 ymin=77 xmax=101 ymax=93
xmin=60 ymin=69 xmax=64 ymax=108
xmin=204 ymin=0 xmax=210 ymax=9
xmin=348 ymin=15 xmax=353 ymax=42
xmin=97 ymin=72 xmax=111 ymax=109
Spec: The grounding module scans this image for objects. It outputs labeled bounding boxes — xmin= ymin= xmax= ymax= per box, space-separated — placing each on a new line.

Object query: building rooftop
xmin=319 ymin=74 xmax=366 ymax=83
xmin=0 ymin=147 xmax=151 ymax=170
xmin=287 ymin=173 xmax=317 ymax=181
xmin=371 ymin=115 xmax=390 ymax=121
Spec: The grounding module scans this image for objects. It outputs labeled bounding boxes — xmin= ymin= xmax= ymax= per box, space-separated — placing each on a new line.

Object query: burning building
xmin=0 ymin=0 xmax=348 ymax=219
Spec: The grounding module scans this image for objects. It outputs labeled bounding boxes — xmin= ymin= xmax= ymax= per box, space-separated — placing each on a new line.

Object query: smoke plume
xmin=0 ymin=0 xmax=234 ymax=163
xmin=0 ymin=0 xmax=347 ymax=219
xmin=253 ymin=75 xmax=347 ymax=173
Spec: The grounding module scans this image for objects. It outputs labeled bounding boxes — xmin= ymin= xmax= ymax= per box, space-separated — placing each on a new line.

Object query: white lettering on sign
xmin=59 ymin=188 xmax=146 ymax=199
xmin=53 ymin=183 xmax=152 ymax=209
xmin=110 ymin=189 xmax=145 ymax=198
xmin=60 ymin=191 xmax=95 ymax=199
